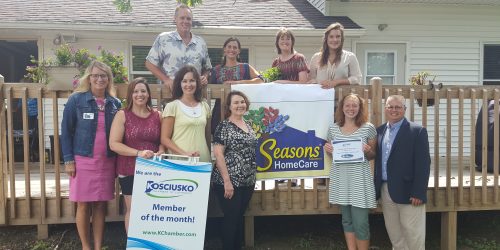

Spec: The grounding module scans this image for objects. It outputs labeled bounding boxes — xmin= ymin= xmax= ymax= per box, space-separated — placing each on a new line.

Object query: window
xmin=131 ymin=45 xmax=158 ymax=84
xmin=365 ymin=51 xmax=396 ymax=85
xmin=483 ymin=44 xmax=500 ymax=85
xmin=130 ymin=45 xmax=249 ymax=84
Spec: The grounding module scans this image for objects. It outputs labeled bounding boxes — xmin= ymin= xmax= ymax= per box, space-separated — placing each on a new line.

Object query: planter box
xmin=45 ymin=66 xmax=79 ymax=90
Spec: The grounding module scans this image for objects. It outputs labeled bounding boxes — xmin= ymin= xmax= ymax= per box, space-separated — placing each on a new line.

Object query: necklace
xmin=94 ymin=97 xmax=105 ymax=112
xmin=97 ymin=103 xmax=105 ymax=112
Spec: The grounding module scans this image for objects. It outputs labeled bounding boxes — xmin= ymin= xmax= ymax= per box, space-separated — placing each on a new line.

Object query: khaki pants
xmin=381 ymin=183 xmax=426 ymax=250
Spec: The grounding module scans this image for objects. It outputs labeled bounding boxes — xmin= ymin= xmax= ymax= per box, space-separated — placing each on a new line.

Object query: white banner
xmin=126 ymin=157 xmax=212 ymax=250
xmin=232 ymin=83 xmax=335 ymax=179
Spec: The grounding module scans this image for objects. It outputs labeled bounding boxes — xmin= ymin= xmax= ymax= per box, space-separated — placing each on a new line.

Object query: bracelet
xmin=64 ymin=160 xmax=75 ymax=165
xmin=136 ymin=150 xmax=141 ymax=156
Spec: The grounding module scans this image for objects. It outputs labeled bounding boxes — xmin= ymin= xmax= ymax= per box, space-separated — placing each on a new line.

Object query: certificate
xmin=332 ymin=138 xmax=364 ymax=164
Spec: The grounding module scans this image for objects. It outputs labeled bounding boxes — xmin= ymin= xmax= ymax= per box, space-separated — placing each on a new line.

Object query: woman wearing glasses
xmin=61 ymin=61 xmax=122 ymax=250
xmin=323 ymin=94 xmax=377 ymax=250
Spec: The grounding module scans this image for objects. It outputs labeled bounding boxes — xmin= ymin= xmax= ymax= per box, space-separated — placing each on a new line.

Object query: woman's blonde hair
xmin=74 ymin=60 xmax=116 ymax=97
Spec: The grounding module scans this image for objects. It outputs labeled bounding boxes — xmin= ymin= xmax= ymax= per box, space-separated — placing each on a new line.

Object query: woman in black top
xmin=212 ymin=90 xmax=257 ymax=250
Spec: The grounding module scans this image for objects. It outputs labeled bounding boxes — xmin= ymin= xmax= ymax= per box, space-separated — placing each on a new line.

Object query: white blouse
xmin=309 ymin=50 xmax=362 ymax=85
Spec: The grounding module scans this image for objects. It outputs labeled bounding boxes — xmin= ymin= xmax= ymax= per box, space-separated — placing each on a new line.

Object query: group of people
xmin=61 ymin=60 xmax=256 ymax=250
xmin=60 ymin=3 xmax=430 ymax=250
xmin=325 ymin=93 xmax=431 ymax=250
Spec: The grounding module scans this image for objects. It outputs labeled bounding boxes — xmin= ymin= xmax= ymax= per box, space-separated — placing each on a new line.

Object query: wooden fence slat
xmin=458 ymin=89 xmax=464 ymax=206
xmin=51 ymin=95 xmax=61 ymax=218
xmin=433 ymin=89 xmax=440 ymax=207
xmin=6 ymin=87 xmax=16 ymax=219
xmin=21 ymin=88 xmax=32 ymax=219
xmin=37 ymin=88 xmax=47 ymax=223
xmin=446 ymin=89 xmax=452 ymax=206
xmin=470 ymin=90 xmax=476 ymax=205
xmin=481 ymin=91 xmax=488 ymax=205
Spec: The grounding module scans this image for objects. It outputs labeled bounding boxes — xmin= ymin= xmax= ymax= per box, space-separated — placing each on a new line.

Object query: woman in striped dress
xmin=324 ymin=93 xmax=377 ymax=250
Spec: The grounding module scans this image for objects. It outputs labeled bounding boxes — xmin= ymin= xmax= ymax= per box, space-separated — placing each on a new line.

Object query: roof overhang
xmin=0 ymin=22 xmax=366 ymax=38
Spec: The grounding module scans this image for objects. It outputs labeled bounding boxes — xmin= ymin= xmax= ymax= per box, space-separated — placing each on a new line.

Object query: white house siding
xmin=329 ymin=2 xmax=500 ymax=157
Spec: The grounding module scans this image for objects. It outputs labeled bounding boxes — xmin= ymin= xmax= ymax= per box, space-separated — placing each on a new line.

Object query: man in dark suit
xmin=374 ymin=95 xmax=431 ymax=250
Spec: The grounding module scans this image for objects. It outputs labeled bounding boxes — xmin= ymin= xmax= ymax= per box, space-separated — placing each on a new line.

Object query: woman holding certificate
xmin=324 ymin=94 xmax=376 ymax=250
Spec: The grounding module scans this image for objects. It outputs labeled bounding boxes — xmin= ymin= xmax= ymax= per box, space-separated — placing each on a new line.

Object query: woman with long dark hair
xmin=209 ymin=37 xmax=263 ymax=134
xmin=161 ymin=65 xmax=211 ymax=162
xmin=309 ymin=23 xmax=362 ymax=88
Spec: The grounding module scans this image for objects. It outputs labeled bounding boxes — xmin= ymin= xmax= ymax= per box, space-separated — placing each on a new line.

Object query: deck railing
xmin=1 ymin=74 xmax=500 ymax=249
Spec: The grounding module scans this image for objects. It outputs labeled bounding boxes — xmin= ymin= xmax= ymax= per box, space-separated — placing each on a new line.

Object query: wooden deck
xmin=7 ymin=157 xmax=498 ymax=198
xmin=2 ymin=79 xmax=500 ymax=249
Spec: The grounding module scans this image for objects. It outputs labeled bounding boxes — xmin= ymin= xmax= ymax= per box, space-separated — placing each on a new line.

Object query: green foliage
xmin=458 ymin=237 xmax=500 ymax=250
xmin=113 ymin=0 xmax=132 ymax=13
xmin=54 ymin=43 xmax=73 ymax=66
xmin=31 ymin=240 xmax=51 ymax=250
xmin=113 ymin=0 xmax=203 ymax=13
xmin=74 ymin=48 xmax=96 ymax=75
xmin=410 ymin=71 xmax=436 ymax=85
xmin=97 ymin=48 xmax=128 ymax=83
xmin=25 ymin=45 xmax=128 ymax=85
xmin=25 ymin=55 xmax=50 ymax=84
xmin=260 ymin=67 xmax=281 ymax=83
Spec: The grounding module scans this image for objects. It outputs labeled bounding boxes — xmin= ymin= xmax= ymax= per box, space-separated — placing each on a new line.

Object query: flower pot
xmin=45 ymin=66 xmax=79 ymax=90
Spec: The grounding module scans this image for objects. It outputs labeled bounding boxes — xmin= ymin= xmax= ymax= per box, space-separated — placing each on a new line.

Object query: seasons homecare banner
xmin=126 ymin=157 xmax=212 ymax=250
xmin=232 ymin=83 xmax=334 ymax=180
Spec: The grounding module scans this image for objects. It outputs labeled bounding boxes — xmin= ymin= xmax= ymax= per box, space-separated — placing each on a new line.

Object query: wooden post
xmin=441 ymin=211 xmax=457 ymax=250
xmin=370 ymin=77 xmax=383 ymax=127
xmin=244 ymin=215 xmax=255 ymax=247
xmin=37 ymin=224 xmax=49 ymax=239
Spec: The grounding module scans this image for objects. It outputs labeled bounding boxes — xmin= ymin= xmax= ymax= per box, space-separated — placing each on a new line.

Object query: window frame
xmin=481 ymin=42 xmax=500 ymax=85
xmin=364 ymin=49 xmax=397 ymax=85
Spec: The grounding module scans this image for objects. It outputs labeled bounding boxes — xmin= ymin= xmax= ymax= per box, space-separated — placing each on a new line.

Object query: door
xmin=356 ymin=43 xmax=406 ymax=85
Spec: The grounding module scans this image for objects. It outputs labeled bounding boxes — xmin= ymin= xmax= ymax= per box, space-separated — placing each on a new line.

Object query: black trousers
xmin=213 ymin=184 xmax=254 ymax=250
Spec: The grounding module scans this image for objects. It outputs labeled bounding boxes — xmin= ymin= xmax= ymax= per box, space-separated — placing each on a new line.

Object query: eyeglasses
xmin=90 ymin=74 xmax=108 ymax=80
xmin=385 ymin=105 xmax=405 ymax=111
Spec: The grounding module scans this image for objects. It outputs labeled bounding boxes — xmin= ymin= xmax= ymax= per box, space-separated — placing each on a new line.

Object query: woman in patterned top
xmin=272 ymin=28 xmax=309 ymax=83
xmin=210 ymin=37 xmax=263 ymax=134
xmin=109 ymin=77 xmax=164 ymax=234
xmin=324 ymin=94 xmax=377 ymax=250
xmin=212 ymin=91 xmax=258 ymax=250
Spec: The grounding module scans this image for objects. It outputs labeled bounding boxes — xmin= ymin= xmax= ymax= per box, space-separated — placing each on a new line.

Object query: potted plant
xmin=25 ymin=45 xmax=128 ymax=90
xmin=410 ymin=71 xmax=436 ymax=107
xmin=260 ymin=67 xmax=281 ymax=83
xmin=45 ymin=43 xmax=81 ymax=90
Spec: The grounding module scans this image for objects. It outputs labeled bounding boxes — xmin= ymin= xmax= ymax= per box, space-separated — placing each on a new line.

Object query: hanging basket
xmin=415 ymin=81 xmax=442 ymax=107
xmin=416 ymin=98 xmax=435 ymax=107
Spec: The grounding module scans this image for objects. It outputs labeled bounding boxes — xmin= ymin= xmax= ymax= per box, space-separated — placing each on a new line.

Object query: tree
xmin=113 ymin=0 xmax=203 ymax=13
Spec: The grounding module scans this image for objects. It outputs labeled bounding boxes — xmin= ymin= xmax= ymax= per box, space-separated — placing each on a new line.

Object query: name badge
xmin=83 ymin=113 xmax=94 ymax=120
